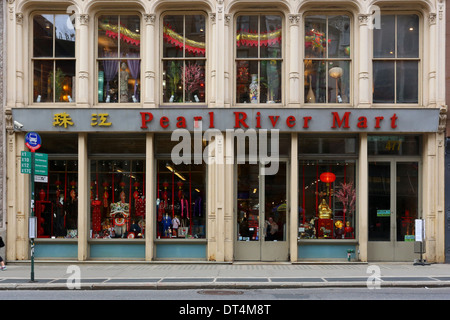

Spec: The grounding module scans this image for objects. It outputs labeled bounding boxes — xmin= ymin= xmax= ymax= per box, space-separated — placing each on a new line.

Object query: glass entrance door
xmin=368 ymin=161 xmax=420 ymax=261
xmin=235 ymin=162 xmax=288 ymax=261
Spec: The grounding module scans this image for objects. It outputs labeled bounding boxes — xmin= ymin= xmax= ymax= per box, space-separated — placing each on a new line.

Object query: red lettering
xmin=209 ymin=112 xmax=215 ymax=128
xmin=234 ymin=112 xmax=249 ymax=128
xmin=176 ymin=116 xmax=186 ymax=128
xmin=357 ymin=116 xmax=367 ymax=128
xmin=140 ymin=112 xmax=153 ymax=129
xmin=256 ymin=112 xmax=261 ymax=128
xmin=286 ymin=115 xmax=296 ymax=128
xmin=160 ymin=116 xmax=169 ymax=128
xmin=390 ymin=113 xmax=398 ymax=128
xmin=194 ymin=116 xmax=202 ymax=128
xmin=375 ymin=116 xmax=384 ymax=129
xmin=303 ymin=116 xmax=312 ymax=128
xmin=332 ymin=112 xmax=350 ymax=129
xmin=269 ymin=115 xmax=280 ymax=127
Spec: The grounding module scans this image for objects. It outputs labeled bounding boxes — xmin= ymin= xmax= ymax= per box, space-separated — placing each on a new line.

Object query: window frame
xmin=31 ymin=12 xmax=76 ymax=104
xmin=371 ymin=12 xmax=422 ymax=105
xmin=95 ymin=12 xmax=142 ymax=105
xmin=234 ymin=12 xmax=284 ymax=105
xmin=160 ymin=11 xmax=208 ymax=105
xmin=302 ymin=12 xmax=353 ymax=105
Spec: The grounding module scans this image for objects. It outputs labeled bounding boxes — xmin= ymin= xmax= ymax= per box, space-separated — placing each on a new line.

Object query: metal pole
xmin=30 ymin=151 xmax=35 ymax=282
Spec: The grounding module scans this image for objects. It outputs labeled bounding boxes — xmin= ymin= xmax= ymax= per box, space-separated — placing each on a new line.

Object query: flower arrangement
xmin=305 ymin=29 xmax=331 ymax=52
xmin=335 ymin=182 xmax=356 ymax=221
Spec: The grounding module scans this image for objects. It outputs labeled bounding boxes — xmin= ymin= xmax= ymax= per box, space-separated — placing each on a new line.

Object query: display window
xmin=90 ymin=160 xmax=145 ymax=239
xmin=235 ymin=14 xmax=282 ymax=104
xmin=298 ymin=136 xmax=357 ymax=240
xmin=32 ymin=14 xmax=76 ymax=103
xmin=304 ymin=14 xmax=351 ymax=104
xmin=162 ymin=14 xmax=206 ymax=103
xmin=373 ymin=14 xmax=420 ymax=104
xmin=33 ymin=134 xmax=78 ymax=238
xmin=97 ymin=14 xmax=141 ymax=103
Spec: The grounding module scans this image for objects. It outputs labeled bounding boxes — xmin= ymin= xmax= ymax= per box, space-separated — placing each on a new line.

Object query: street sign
xmin=25 ymin=132 xmax=41 ymax=152
xmin=21 ymin=151 xmax=32 ymax=174
xmin=21 ymin=151 xmax=48 ymax=176
xmin=34 ymin=153 xmax=48 ymax=176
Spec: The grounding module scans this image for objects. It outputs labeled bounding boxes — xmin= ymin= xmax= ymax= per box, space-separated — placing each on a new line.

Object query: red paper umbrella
xmin=320 ymin=172 xmax=336 ymax=183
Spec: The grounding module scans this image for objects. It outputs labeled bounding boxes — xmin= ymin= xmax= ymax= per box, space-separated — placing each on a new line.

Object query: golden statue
xmin=318 ymin=199 xmax=332 ymax=219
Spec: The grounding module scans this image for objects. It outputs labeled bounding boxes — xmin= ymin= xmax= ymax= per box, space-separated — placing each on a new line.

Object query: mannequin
xmin=110 ymin=191 xmax=129 ymax=237
xmin=162 ymin=213 xmax=172 ymax=237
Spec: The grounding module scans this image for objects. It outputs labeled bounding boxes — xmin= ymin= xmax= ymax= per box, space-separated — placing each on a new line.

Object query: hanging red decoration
xmin=320 ymin=172 xmax=336 ymax=183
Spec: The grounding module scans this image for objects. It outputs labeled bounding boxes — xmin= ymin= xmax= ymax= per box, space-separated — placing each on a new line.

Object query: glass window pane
xmin=396 ymin=162 xmax=419 ymax=242
xmin=373 ymin=60 xmax=395 ymax=103
xmin=33 ymin=14 xmax=54 ymax=57
xmin=98 ymin=15 xmax=119 ymax=58
xmin=236 ymin=60 xmax=259 ymax=103
xmin=328 ymin=61 xmax=350 ymax=103
xmin=299 ymin=160 xmax=356 ymax=239
xmin=163 ymin=15 xmax=184 ymax=58
xmin=260 ymin=60 xmax=281 ymax=103
xmin=265 ymin=162 xmax=286 ymax=241
xmin=299 ymin=136 xmax=357 ymax=154
xmin=118 ymin=60 xmax=140 ymax=103
xmin=98 ymin=60 xmax=119 ymax=103
xmin=368 ymin=135 xmax=421 ymax=156
xmin=304 ymin=60 xmax=326 ymax=103
xmin=237 ymin=164 xmax=259 ymax=241
xmin=163 ymin=60 xmax=183 ymax=102
xmin=373 ymin=15 xmax=395 ymax=58
xmin=55 ymin=15 xmax=76 ymax=57
xmin=397 ymin=15 xmax=419 ymax=58
xmin=33 ymin=60 xmax=53 ymax=102
xmin=396 ymin=60 xmax=418 ymax=103
xmin=157 ymin=161 xmax=206 ymax=239
xmin=328 ymin=15 xmax=351 ymax=58
xmin=55 ymin=60 xmax=75 ymax=103
xmin=260 ymin=15 xmax=282 ymax=59
xmin=183 ymin=60 xmax=205 ymax=102
xmin=185 ymin=15 xmax=206 ymax=57
xmin=90 ymin=160 xmax=146 ymax=239
xmin=236 ymin=15 xmax=259 ymax=58
xmin=119 ymin=15 xmax=141 ymax=58
xmin=305 ymin=15 xmax=327 ymax=58
xmin=368 ymin=162 xmax=391 ymax=241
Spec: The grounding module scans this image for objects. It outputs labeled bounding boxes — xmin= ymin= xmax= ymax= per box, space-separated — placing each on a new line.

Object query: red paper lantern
xmin=320 ymin=172 xmax=336 ymax=183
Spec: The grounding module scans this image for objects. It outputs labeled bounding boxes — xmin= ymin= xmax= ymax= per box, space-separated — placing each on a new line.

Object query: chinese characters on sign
xmin=52 ymin=112 xmax=112 ymax=128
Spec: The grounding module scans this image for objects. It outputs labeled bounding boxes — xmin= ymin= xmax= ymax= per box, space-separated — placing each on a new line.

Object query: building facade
xmin=4 ymin=0 xmax=447 ymax=263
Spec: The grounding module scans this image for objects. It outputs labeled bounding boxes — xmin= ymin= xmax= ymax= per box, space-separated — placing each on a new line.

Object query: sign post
xmin=24 ymin=132 xmax=42 ymax=282
xmin=414 ymin=219 xmax=430 ymax=266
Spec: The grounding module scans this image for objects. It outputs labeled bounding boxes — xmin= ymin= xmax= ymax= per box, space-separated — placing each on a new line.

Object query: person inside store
xmin=0 ymin=236 xmax=5 ymax=270
xmin=265 ymin=217 xmax=279 ymax=241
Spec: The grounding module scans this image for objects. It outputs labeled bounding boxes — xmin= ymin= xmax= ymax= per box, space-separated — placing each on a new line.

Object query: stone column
xmin=357 ymin=14 xmax=370 ymax=107
xmin=145 ymin=133 xmax=155 ymax=260
xmin=288 ymin=14 xmax=301 ymax=107
xmin=428 ymin=13 xmax=437 ymax=107
xmin=290 ymin=133 xmax=298 ymax=261
xmin=15 ymin=12 xmax=24 ymax=107
xmin=143 ymin=14 xmax=156 ymax=107
xmin=358 ymin=133 xmax=368 ymax=262
xmin=76 ymin=14 xmax=89 ymax=107
xmin=77 ymin=133 xmax=88 ymax=261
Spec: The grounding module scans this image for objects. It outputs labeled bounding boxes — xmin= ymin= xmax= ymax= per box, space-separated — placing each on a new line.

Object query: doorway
xmin=368 ymin=160 xmax=420 ymax=261
xmin=235 ymin=162 xmax=289 ymax=261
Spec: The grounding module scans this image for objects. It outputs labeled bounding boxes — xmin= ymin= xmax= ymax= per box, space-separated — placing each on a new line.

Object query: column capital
xmin=288 ymin=14 xmax=301 ymax=26
xmin=144 ymin=14 xmax=156 ymax=25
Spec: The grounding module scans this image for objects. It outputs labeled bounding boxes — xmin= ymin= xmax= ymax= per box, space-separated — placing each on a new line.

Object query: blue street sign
xmin=25 ymin=132 xmax=41 ymax=152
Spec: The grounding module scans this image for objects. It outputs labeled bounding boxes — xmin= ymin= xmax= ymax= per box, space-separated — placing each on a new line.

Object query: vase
xmin=249 ymin=74 xmax=258 ymax=103
xmin=306 ymin=75 xmax=315 ymax=103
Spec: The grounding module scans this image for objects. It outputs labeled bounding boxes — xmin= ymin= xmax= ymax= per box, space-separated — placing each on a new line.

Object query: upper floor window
xmin=33 ymin=14 xmax=75 ymax=103
xmin=162 ymin=14 xmax=206 ymax=104
xmin=304 ymin=14 xmax=351 ymax=104
xmin=97 ymin=15 xmax=141 ymax=103
xmin=373 ymin=14 xmax=419 ymax=104
xmin=235 ymin=14 xmax=282 ymax=104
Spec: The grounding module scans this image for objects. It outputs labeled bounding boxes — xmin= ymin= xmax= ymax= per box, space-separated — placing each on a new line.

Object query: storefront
xmin=3 ymin=0 xmax=447 ymax=263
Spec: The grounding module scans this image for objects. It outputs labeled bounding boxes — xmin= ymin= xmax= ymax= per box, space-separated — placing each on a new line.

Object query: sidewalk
xmin=1 ymin=261 xmax=450 ymax=290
